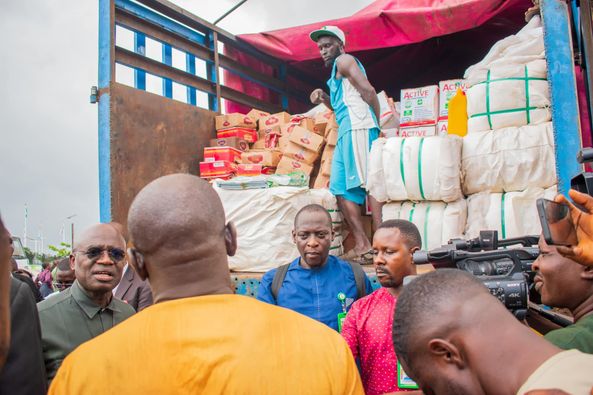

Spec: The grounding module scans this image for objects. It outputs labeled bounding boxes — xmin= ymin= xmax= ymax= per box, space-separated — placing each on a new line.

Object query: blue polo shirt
xmin=257 ymin=255 xmax=373 ymax=331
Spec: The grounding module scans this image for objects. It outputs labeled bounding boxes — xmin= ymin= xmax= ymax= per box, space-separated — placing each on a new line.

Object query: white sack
xmin=381 ymin=136 xmax=463 ymax=202
xmin=382 ymin=200 xmax=467 ymax=250
xmin=465 ymin=16 xmax=545 ymax=83
xmin=215 ymin=186 xmax=342 ymax=272
xmin=465 ymin=186 xmax=557 ymax=239
xmin=462 ymin=122 xmax=556 ymax=194
xmin=367 ymin=138 xmax=389 ymax=202
xmin=466 ymin=59 xmax=550 ymax=133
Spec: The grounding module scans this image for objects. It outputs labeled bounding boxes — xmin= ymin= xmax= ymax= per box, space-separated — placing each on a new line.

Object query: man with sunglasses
xmin=45 ymin=258 xmax=75 ymax=299
xmin=37 ymin=223 xmax=135 ymax=383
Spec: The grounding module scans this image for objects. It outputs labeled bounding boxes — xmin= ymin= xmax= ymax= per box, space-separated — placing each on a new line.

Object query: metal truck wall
xmin=109 ymin=82 xmax=215 ymax=231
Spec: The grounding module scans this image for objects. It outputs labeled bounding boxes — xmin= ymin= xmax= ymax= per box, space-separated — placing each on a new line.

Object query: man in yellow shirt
xmin=49 ymin=174 xmax=363 ymax=395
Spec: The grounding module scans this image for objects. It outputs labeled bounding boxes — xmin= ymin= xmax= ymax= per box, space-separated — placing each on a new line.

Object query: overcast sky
xmin=0 ymin=0 xmax=372 ymax=252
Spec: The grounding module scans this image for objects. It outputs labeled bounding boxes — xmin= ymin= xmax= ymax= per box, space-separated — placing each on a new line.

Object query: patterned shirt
xmin=341 ymin=287 xmax=406 ymax=395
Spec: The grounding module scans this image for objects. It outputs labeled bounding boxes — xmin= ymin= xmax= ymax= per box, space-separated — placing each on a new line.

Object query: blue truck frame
xmin=96 ymin=0 xmax=587 ymax=296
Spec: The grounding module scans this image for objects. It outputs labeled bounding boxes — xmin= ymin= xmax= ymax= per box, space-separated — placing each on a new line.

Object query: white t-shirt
xmin=517 ymin=349 xmax=593 ymax=394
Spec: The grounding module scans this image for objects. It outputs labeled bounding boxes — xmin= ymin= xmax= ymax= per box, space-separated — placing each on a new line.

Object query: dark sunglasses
xmin=76 ymin=246 xmax=126 ymax=262
xmin=53 ymin=281 xmax=74 ymax=290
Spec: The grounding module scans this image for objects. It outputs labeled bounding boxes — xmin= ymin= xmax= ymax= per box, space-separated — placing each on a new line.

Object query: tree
xmin=47 ymin=243 xmax=72 ymax=259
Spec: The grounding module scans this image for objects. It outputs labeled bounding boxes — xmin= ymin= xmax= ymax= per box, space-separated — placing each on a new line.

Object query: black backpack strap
xmin=348 ymin=261 xmax=367 ymax=300
xmin=271 ymin=263 xmax=291 ymax=302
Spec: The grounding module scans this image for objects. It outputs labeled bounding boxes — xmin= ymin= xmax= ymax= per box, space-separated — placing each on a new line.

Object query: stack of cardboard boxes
xmin=398 ymin=80 xmax=467 ymax=137
xmin=199 ymin=108 xmax=339 ymax=188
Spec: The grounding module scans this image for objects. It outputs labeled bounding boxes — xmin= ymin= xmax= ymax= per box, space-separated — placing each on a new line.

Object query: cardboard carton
xmin=378 ymin=91 xmax=399 ymax=129
xmin=437 ymin=121 xmax=448 ymax=136
xmin=320 ymin=157 xmax=332 ymax=176
xmin=237 ymin=163 xmax=262 ymax=177
xmin=204 ymin=146 xmax=243 ymax=163
xmin=216 ymin=127 xmax=258 ymax=143
xmin=209 ymin=137 xmax=249 ymax=152
xmin=241 ymin=150 xmax=282 ymax=167
xmin=327 ymin=113 xmax=339 ymax=130
xmin=259 ymin=112 xmax=291 ymax=129
xmin=246 ymin=109 xmax=270 ymax=122
xmin=438 ymin=79 xmax=468 ymax=121
xmin=321 ymin=145 xmax=335 ymax=163
xmin=283 ymin=142 xmax=319 ymax=165
xmin=289 ymin=116 xmax=317 ymax=133
xmin=313 ymin=174 xmax=331 ymax=189
xmin=289 ymin=125 xmax=325 ymax=153
xmin=398 ymin=125 xmax=437 ymax=138
xmin=199 ymin=160 xmax=236 ymax=179
xmin=400 ymin=85 xmax=439 ymax=128
xmin=261 ymin=166 xmax=276 ymax=175
xmin=215 ymin=113 xmax=255 ymax=130
xmin=325 ymin=128 xmax=338 ymax=147
xmin=275 ymin=156 xmax=314 ymax=176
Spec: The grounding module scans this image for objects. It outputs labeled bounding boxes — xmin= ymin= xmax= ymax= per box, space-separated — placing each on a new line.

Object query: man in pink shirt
xmin=341 ymin=219 xmax=421 ymax=395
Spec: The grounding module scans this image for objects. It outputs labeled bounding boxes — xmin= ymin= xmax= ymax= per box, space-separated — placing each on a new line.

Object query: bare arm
xmin=337 ymin=55 xmax=380 ymax=124
xmin=0 ymin=217 xmax=12 ymax=371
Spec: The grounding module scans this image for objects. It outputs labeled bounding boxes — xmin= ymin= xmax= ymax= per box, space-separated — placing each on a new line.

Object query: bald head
xmin=127 ymin=174 xmax=234 ymax=302
xmin=74 ymin=223 xmax=125 ymax=252
xmin=128 ymin=174 xmax=226 ymax=255
xmin=393 ymin=269 xmax=497 ymax=367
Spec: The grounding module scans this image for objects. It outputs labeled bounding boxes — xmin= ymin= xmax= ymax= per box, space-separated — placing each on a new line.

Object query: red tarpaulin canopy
xmin=225 ymin=0 xmax=533 ymax=113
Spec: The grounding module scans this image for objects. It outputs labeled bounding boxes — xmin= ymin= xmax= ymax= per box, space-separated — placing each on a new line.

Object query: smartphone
xmin=536 ymin=198 xmax=578 ymax=246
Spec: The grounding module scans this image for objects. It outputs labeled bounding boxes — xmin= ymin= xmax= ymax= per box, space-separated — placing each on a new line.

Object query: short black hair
xmin=377 ymin=219 xmax=422 ymax=249
xmin=392 ymin=269 xmax=488 ymax=368
xmin=57 ymin=257 xmax=72 ymax=272
xmin=294 ymin=204 xmax=332 ymax=228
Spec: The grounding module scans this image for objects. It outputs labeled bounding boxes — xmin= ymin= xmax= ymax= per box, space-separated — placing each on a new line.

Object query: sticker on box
xmin=398 ymin=125 xmax=437 ymax=138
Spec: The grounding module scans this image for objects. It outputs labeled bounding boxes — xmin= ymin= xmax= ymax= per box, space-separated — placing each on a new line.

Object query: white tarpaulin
xmin=462 ymin=122 xmax=556 ymax=194
xmin=368 ymin=136 xmax=463 ymax=202
xmin=382 ymin=200 xmax=467 ymax=250
xmin=465 ymin=186 xmax=557 ymax=239
xmin=214 ymin=186 xmax=342 ymax=272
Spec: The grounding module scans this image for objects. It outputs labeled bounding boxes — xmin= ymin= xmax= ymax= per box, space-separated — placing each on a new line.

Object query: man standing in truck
xmin=310 ymin=25 xmax=381 ymax=264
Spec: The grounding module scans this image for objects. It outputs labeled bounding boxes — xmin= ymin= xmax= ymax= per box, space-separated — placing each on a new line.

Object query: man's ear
xmin=427 ymin=339 xmax=465 ymax=369
xmin=128 ymin=248 xmax=148 ymax=281
xmin=581 ymin=265 xmax=593 ymax=281
xmin=292 ymin=229 xmax=297 ymax=244
xmin=69 ymin=254 xmax=76 ymax=271
xmin=225 ymin=222 xmax=238 ymax=257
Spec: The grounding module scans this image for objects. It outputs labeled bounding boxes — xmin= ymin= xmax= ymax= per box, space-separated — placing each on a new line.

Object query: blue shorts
xmin=329 ymin=128 xmax=380 ymax=205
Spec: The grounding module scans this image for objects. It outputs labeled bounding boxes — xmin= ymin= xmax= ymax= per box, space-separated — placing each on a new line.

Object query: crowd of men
xmin=0 ymin=173 xmax=593 ymax=394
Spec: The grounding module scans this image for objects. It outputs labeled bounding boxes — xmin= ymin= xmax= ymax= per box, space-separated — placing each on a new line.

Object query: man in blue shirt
xmin=257 ymin=204 xmax=373 ymax=331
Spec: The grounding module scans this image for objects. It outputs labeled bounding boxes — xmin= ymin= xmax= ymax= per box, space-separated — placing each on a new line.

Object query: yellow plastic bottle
xmin=447 ymin=88 xmax=468 ymax=137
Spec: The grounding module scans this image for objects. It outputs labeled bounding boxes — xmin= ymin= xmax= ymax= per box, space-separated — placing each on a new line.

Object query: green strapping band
xmin=486 ymin=70 xmax=493 ymax=129
xmin=399 ymin=139 xmax=407 ymax=187
xmin=418 ymin=138 xmax=426 ymax=200
xmin=409 ymin=203 xmax=416 ymax=223
xmin=423 ymin=204 xmax=431 ymax=251
xmin=524 ymin=66 xmax=531 ymax=124
xmin=470 ymin=106 xmax=540 ymax=119
xmin=475 ymin=76 xmax=546 ymax=85
xmin=501 ymin=192 xmax=507 ymax=239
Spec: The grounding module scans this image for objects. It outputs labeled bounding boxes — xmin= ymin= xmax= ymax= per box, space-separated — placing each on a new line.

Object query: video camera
xmin=413 ymin=231 xmax=539 ymax=320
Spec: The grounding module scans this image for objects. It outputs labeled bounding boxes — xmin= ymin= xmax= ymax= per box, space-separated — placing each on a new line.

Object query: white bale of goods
xmin=367 ymin=138 xmax=389 ymax=202
xmin=462 ymin=122 xmax=556 ymax=194
xmin=214 ymin=186 xmax=342 ymax=272
xmin=465 ymin=16 xmax=545 ymax=84
xmin=382 ymin=200 xmax=467 ymax=250
xmin=465 ymin=186 xmax=557 ymax=239
xmin=379 ymin=136 xmax=463 ymax=202
xmin=466 ymin=59 xmax=550 ymax=133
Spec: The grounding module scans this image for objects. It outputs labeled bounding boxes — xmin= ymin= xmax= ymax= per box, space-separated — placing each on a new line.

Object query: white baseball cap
xmin=309 ymin=25 xmax=346 ymax=46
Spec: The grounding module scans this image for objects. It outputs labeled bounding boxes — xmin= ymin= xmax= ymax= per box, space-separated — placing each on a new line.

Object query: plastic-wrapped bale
xmin=382 ymin=200 xmax=467 ymax=250
xmin=464 ymin=16 xmax=545 ymax=84
xmin=465 ymin=59 xmax=550 ymax=133
xmin=367 ymin=138 xmax=389 ymax=202
xmin=214 ymin=186 xmax=342 ymax=272
xmin=465 ymin=186 xmax=557 ymax=239
xmin=462 ymin=122 xmax=556 ymax=194
xmin=380 ymin=136 xmax=463 ymax=202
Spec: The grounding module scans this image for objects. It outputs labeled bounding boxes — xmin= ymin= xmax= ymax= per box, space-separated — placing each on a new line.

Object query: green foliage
xmin=47 ymin=242 xmax=72 ymax=258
